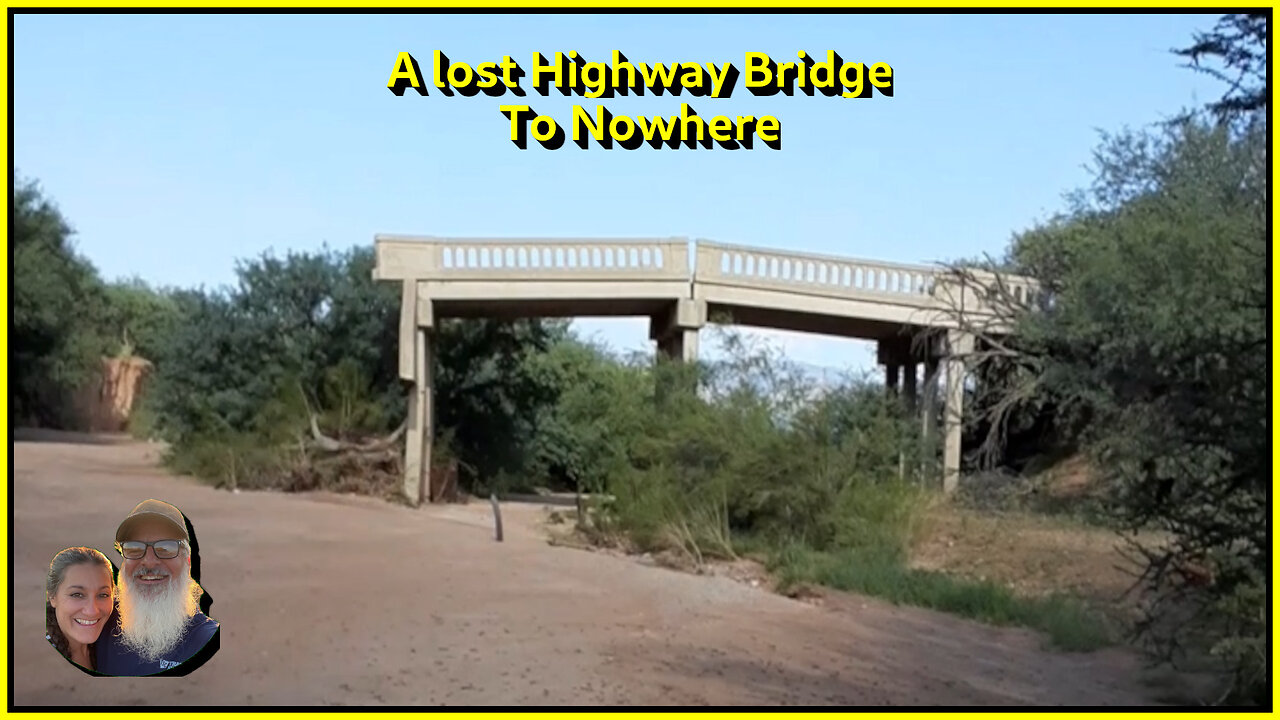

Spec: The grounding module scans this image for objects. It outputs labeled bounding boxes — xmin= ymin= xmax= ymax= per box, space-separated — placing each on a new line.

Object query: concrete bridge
xmin=373 ymin=235 xmax=1036 ymax=505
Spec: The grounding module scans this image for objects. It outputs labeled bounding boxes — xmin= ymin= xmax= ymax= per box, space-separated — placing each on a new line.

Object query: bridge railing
xmin=695 ymin=240 xmax=1045 ymax=322
xmin=373 ymin=235 xmax=690 ymax=282
xmin=374 ymin=235 xmax=1042 ymax=321
xmin=694 ymin=240 xmax=942 ymax=306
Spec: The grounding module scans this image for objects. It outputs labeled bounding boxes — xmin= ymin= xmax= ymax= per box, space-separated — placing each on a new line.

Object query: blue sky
xmin=15 ymin=12 xmax=1224 ymax=371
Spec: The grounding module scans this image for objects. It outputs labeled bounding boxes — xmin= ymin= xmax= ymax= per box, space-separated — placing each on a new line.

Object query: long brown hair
xmin=45 ymin=547 xmax=115 ymax=670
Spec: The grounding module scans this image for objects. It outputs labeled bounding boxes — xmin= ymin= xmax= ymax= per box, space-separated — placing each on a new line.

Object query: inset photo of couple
xmin=44 ymin=499 xmax=220 ymax=677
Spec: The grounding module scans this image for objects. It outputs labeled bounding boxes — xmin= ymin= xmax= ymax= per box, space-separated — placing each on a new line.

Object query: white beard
xmin=117 ymin=563 xmax=201 ymax=662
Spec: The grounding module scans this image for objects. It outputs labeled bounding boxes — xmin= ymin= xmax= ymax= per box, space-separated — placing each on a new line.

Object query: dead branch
xmin=291 ymin=379 xmax=408 ymax=454
xmin=306 ymin=412 xmax=408 ymax=454
xmin=307 ymin=412 xmax=345 ymax=452
xmin=925 ymin=260 xmax=1047 ymax=469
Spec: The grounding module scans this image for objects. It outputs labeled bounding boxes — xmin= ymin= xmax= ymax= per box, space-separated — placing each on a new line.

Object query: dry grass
xmin=908 ymin=502 xmax=1168 ymax=621
xmin=1037 ymin=453 xmax=1098 ymax=499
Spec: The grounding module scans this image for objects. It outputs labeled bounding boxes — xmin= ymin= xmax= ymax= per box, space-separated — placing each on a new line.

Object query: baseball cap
xmin=115 ymin=499 xmax=190 ymax=544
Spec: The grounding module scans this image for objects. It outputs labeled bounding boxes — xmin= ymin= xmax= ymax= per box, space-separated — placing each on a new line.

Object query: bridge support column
xmin=399 ymin=281 xmax=435 ymax=507
xmin=902 ymin=360 xmax=918 ymax=413
xmin=877 ymin=336 xmax=919 ymax=402
xmin=404 ymin=328 xmax=435 ymax=506
xmin=884 ymin=363 xmax=900 ymax=394
xmin=651 ymin=298 xmax=705 ymax=364
xmin=883 ymin=332 xmax=956 ymax=489
xmin=658 ymin=329 xmax=699 ymax=363
xmin=942 ymin=329 xmax=974 ymax=494
xmin=921 ymin=354 xmax=940 ymax=457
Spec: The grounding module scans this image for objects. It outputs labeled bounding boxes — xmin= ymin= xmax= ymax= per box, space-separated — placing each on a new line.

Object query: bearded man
xmin=95 ymin=499 xmax=219 ymax=676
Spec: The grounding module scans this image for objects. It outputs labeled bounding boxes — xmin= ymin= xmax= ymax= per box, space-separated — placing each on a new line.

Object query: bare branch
xmin=924 ymin=261 xmax=1046 ymax=468
xmin=308 ymin=413 xmax=408 ymax=453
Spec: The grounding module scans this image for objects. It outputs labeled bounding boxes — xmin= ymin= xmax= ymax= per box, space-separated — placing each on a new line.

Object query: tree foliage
xmin=138 ymin=244 xmax=571 ymax=496
xmin=12 ymin=173 xmax=112 ymax=426
xmin=1174 ymin=12 xmax=1268 ymax=122
xmin=432 ymin=315 xmax=571 ymax=491
xmin=1018 ymin=116 xmax=1264 ymax=667
xmin=937 ymin=21 xmax=1268 ymax=698
xmin=99 ymin=278 xmax=184 ymax=361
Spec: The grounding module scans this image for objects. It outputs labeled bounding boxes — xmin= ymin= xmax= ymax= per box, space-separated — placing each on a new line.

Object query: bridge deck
xmin=374 ymin=235 xmax=1033 ymax=336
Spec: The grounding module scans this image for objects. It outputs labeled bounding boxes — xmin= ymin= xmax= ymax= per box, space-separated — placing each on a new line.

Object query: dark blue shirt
xmin=95 ymin=609 xmax=219 ymax=676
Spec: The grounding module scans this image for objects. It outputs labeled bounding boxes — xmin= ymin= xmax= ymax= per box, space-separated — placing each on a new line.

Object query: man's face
xmin=121 ymin=517 xmax=187 ymax=597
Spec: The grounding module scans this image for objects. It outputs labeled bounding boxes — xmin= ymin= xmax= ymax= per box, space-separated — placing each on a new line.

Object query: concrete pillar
xmin=651 ymin=298 xmax=705 ymax=363
xmin=421 ymin=331 xmax=435 ymax=502
xmin=403 ymin=328 xmax=435 ymax=506
xmin=884 ymin=363 xmax=900 ymax=394
xmin=921 ymin=356 xmax=940 ymax=447
xmin=658 ymin=328 xmax=699 ymax=363
xmin=902 ymin=361 xmax=918 ymax=411
xmin=942 ymin=329 xmax=974 ymax=494
xmin=919 ymin=354 xmax=940 ymax=482
xmin=877 ymin=336 xmax=916 ymax=397
xmin=897 ymin=361 xmax=916 ymax=482
xmin=400 ymin=281 xmax=436 ymax=508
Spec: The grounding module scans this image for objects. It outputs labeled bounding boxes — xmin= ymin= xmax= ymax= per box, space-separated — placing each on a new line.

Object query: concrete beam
xmin=650 ymin=298 xmax=706 ymax=340
xmin=423 ymin=279 xmax=692 ymax=304
xmin=373 ymin=238 xmax=439 ymax=280
xmin=875 ymin=336 xmax=908 ymax=366
xmin=696 ymin=282 xmax=955 ymax=330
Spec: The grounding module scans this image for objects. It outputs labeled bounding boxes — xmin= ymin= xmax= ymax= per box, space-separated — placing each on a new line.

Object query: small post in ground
xmin=490 ymin=493 xmax=504 ymax=542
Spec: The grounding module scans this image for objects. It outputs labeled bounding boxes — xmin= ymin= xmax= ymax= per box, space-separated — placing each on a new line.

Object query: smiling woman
xmin=45 ymin=547 xmax=117 ymax=672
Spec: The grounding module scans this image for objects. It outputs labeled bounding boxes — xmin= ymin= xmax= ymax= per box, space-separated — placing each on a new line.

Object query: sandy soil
xmin=13 ymin=430 xmax=1172 ymax=707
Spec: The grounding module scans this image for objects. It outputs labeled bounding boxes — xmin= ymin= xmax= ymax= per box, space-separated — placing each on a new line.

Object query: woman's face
xmin=49 ymin=563 xmax=114 ymax=647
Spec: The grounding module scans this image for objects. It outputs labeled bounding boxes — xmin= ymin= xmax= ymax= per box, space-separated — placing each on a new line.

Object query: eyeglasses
xmin=116 ymin=539 xmax=183 ymax=560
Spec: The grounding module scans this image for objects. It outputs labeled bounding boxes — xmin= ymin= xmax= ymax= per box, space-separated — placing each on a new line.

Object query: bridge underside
xmin=433 ymin=297 xmax=677 ymax=320
xmin=431 ymin=298 xmax=937 ymax=347
xmin=706 ymin=302 xmax=927 ymax=343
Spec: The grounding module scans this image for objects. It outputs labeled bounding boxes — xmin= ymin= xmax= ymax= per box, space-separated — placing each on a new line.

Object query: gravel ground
xmin=14 ymin=430 xmax=1169 ymax=707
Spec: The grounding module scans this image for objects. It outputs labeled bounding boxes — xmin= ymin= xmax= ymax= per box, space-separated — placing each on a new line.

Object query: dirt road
xmin=13 ymin=431 xmax=1167 ymax=706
